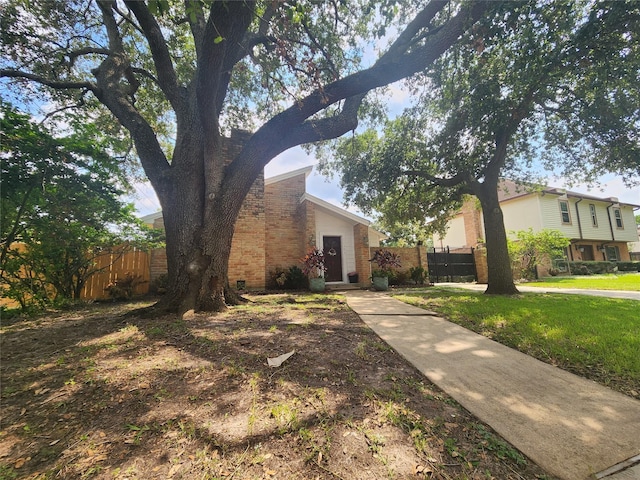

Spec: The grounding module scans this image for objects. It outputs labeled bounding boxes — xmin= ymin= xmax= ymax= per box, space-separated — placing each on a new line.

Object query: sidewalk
xmin=437 ymin=282 xmax=640 ymax=301
xmin=345 ymin=290 xmax=640 ymax=480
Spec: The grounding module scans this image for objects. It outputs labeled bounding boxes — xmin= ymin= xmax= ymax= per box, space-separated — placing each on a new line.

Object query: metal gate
xmin=427 ymin=247 xmax=477 ymax=283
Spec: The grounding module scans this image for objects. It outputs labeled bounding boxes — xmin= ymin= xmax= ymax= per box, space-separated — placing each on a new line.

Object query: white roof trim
xmin=140 ymin=211 xmax=163 ymax=223
xmin=301 ymin=193 xmax=371 ymax=226
xmin=265 ymin=165 xmax=313 ymax=185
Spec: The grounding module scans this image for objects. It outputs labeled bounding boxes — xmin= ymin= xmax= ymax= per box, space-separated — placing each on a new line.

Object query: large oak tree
xmin=1 ymin=0 xmax=491 ymax=312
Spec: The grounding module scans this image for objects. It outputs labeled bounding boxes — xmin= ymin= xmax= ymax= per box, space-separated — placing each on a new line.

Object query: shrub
xmin=267 ymin=266 xmax=307 ymax=290
xmin=105 ymin=273 xmax=146 ymax=300
xmin=284 ymin=266 xmax=307 ymax=289
xmin=149 ymin=274 xmax=168 ymax=294
xmin=370 ymin=249 xmax=401 ymax=278
xmin=568 ymin=261 xmax=615 ymax=275
xmin=409 ymin=266 xmax=428 ymax=285
xmin=617 ymin=262 xmax=640 ymax=272
xmin=389 ymin=270 xmax=410 ymax=286
xmin=301 ymin=247 xmax=326 ymax=278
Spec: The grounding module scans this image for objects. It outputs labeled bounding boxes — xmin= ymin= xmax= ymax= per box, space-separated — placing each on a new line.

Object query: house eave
xmin=140 ymin=211 xmax=163 ymax=224
xmin=301 ymin=193 xmax=371 ymax=226
xmin=265 ymin=165 xmax=313 ymax=186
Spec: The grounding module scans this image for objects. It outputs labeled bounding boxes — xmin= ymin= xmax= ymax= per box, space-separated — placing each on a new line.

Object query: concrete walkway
xmin=345 ymin=290 xmax=640 ymax=480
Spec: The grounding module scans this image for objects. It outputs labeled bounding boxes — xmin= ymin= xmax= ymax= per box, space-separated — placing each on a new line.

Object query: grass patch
xmin=527 ymin=273 xmax=640 ymax=291
xmin=395 ymin=288 xmax=640 ymax=395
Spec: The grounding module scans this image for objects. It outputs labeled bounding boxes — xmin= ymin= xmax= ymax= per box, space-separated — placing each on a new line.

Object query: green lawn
xmin=527 ymin=273 xmax=640 ymax=291
xmin=394 ymin=288 xmax=640 ymax=396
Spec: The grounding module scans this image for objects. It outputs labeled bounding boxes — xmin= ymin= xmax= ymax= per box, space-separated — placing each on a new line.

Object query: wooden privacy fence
xmin=81 ymin=247 xmax=150 ymax=300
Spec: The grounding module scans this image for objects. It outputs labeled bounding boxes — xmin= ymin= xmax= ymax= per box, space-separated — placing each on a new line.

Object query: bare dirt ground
xmin=1 ymin=293 xmax=556 ymax=479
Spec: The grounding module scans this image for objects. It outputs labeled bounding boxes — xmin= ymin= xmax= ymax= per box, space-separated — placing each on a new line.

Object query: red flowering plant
xmin=370 ymin=248 xmax=401 ymax=278
xmin=301 ymin=246 xmax=327 ymax=278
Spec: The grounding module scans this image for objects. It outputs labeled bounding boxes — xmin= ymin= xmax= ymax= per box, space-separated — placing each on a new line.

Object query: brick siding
xmin=265 ymin=173 xmax=308 ymax=278
xmin=368 ymin=245 xmax=428 ymax=278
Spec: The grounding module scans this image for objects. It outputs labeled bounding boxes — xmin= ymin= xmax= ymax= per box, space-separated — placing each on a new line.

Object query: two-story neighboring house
xmin=433 ymin=179 xmax=640 ymax=264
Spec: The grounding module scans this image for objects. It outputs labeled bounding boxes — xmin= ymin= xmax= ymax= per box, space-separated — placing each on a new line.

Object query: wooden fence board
xmin=81 ymin=247 xmax=150 ymax=300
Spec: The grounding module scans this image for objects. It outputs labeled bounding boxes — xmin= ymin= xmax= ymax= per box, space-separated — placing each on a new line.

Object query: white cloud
xmin=130 ymin=182 xmax=161 ymax=217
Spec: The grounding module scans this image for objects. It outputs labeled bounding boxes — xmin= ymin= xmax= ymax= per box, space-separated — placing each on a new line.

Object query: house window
xmin=559 ymin=200 xmax=571 ymax=224
xmin=613 ymin=208 xmax=623 ymax=229
xmin=589 ymin=204 xmax=598 ymax=227
xmin=605 ymin=245 xmax=620 ymax=261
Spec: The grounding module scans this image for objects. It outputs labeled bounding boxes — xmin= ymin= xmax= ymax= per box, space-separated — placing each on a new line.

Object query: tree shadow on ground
xmin=1 ymin=294 xmax=555 ymax=479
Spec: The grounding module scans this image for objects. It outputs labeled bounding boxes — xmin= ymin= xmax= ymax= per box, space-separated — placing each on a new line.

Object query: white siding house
xmin=433 ymin=179 xmax=640 ymax=263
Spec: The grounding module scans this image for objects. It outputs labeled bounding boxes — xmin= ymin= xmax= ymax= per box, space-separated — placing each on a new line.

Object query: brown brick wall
xmin=353 ymin=224 xmax=371 ymax=281
xmin=264 ymin=173 xmax=308 ymax=278
xmin=150 ymin=247 xmax=167 ymax=281
xmin=225 ymin=131 xmax=266 ymax=289
xmin=474 ymin=247 xmax=488 ymax=283
xmin=461 ymin=197 xmax=483 ymax=246
xmin=150 ymin=217 xmax=167 ymax=280
xmin=229 ymin=174 xmax=265 ymax=289
xmin=368 ymin=246 xmax=428 ymax=277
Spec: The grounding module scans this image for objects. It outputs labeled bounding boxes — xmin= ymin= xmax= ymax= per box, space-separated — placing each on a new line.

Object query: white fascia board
xmin=140 ymin=211 xmax=163 ymax=224
xmin=265 ymin=165 xmax=313 ymax=186
xmin=301 ymin=193 xmax=371 ymax=226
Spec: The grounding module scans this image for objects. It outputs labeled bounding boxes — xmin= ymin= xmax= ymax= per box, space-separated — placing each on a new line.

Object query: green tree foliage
xmin=322 ymin=0 xmax=639 ymax=294
xmin=508 ymin=229 xmax=570 ymax=280
xmin=0 ymin=103 xmax=156 ymax=310
xmin=0 ymin=0 xmax=490 ymax=312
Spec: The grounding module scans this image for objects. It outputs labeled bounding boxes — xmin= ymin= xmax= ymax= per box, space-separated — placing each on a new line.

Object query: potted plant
xmin=301 ymin=246 xmax=327 ymax=292
xmin=369 ymin=249 xmax=401 ymax=291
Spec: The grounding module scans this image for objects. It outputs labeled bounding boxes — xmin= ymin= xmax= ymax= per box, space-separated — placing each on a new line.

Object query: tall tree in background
xmin=1 ymin=0 xmax=491 ymax=312
xmin=323 ymin=0 xmax=640 ymax=294
xmin=1 ymin=103 xmax=151 ymax=309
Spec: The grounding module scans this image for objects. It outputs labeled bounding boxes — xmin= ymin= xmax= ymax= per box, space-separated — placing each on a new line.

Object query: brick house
xmin=142 ymin=165 xmax=387 ymax=289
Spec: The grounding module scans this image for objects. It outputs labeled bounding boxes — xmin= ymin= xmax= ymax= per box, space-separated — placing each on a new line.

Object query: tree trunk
xmin=153 ymin=131 xmax=250 ymax=315
xmin=475 ymin=182 xmax=519 ymax=295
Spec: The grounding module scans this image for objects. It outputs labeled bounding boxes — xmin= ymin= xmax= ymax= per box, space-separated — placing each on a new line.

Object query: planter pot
xmin=348 ymin=273 xmax=359 ymax=283
xmin=372 ymin=276 xmax=389 ymax=291
xmin=309 ymin=277 xmax=326 ymax=293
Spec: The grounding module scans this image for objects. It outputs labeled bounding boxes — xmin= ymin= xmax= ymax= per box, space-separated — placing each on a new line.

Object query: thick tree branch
xmin=379 ymin=0 xmax=449 ymax=61
xmin=67 ymin=47 xmax=111 ymax=68
xmin=402 ymin=169 xmax=474 ymax=190
xmin=185 ymin=0 xmax=206 ymax=61
xmin=228 ymin=0 xmax=490 ymax=196
xmin=269 ymin=94 xmax=366 ymax=159
xmin=125 ymin=0 xmax=183 ymax=112
xmin=0 ymin=69 xmax=96 ymax=91
xmin=197 ymin=1 xmax=255 ymax=137
xmin=91 ymin=1 xmax=171 ymax=195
